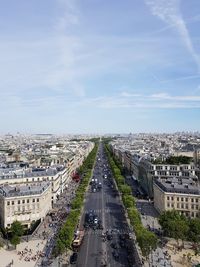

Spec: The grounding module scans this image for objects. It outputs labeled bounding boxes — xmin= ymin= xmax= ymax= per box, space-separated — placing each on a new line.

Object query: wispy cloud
xmin=145 ymin=0 xmax=200 ymax=71
xmin=151 ymin=92 xmax=200 ymax=101
xmin=120 ymin=92 xmax=141 ymax=97
xmin=76 ymin=91 xmax=200 ymax=109
xmin=55 ymin=0 xmax=79 ymax=31
xmin=159 ymin=74 xmax=200 ymax=83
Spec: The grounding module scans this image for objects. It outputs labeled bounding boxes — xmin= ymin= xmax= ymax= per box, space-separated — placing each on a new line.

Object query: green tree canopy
xmin=10 ymin=235 xmax=20 ymax=248
xmin=10 ymin=221 xmax=24 ymax=237
xmin=159 ymin=210 xmax=189 ymax=241
xmin=119 ymin=184 xmax=132 ymax=195
xmin=188 ymin=218 xmax=200 ymax=243
xmin=137 ymin=228 xmax=158 ymax=258
xmin=122 ymin=195 xmax=135 ymax=208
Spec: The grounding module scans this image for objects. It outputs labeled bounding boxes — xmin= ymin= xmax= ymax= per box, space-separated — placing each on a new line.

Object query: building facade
xmin=0 ymin=182 xmax=52 ymax=228
xmin=153 ymin=177 xmax=200 ymax=218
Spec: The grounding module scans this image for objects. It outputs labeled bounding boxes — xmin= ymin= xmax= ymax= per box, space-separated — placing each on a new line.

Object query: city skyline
xmin=0 ymin=0 xmax=200 ymax=133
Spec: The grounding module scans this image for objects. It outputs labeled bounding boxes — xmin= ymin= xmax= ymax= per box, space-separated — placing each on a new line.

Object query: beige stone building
xmin=153 ymin=177 xmax=200 ymax=218
xmin=0 ymin=166 xmax=69 ymax=203
xmin=0 ymin=182 xmax=52 ymax=228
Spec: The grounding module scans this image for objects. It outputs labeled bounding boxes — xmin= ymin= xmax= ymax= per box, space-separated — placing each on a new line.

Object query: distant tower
xmin=13 ymin=150 xmax=20 ymax=162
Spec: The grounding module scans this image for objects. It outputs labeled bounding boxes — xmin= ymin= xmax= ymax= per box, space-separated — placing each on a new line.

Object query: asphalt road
xmin=75 ymin=142 xmax=140 ymax=267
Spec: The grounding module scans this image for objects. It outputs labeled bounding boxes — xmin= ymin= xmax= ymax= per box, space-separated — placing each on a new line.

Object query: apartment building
xmin=0 ymin=182 xmax=52 ymax=228
xmin=0 ymin=166 xmax=68 ymax=202
xmin=153 ymin=177 xmax=200 ymax=218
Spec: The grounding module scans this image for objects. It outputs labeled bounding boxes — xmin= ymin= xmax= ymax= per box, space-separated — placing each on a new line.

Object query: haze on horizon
xmin=0 ymin=0 xmax=200 ymax=134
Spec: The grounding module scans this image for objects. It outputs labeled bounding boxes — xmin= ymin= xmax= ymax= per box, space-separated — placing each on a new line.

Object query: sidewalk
xmin=0 ymin=238 xmax=46 ymax=267
xmin=0 ymin=180 xmax=80 ymax=267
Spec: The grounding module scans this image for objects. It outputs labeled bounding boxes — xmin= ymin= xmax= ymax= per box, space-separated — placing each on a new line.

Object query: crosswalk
xmin=84 ymin=208 xmax=124 ymax=214
xmin=83 ymin=228 xmax=130 ymax=236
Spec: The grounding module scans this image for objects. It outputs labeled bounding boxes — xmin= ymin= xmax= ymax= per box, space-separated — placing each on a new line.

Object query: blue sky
xmin=0 ymin=0 xmax=200 ymax=134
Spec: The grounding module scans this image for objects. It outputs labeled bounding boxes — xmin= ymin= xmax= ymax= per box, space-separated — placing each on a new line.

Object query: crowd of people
xmin=35 ymin=180 xmax=80 ymax=266
xmin=17 ymin=246 xmax=45 ymax=262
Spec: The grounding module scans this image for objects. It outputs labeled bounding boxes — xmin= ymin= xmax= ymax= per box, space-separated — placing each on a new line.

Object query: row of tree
xmin=104 ymin=144 xmax=158 ymax=258
xmin=54 ymin=143 xmax=98 ymax=255
xmin=159 ymin=210 xmax=200 ymax=252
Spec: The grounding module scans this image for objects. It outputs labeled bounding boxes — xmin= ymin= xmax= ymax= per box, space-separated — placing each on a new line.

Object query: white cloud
xmin=75 ymin=91 xmax=200 ymax=109
xmin=159 ymin=74 xmax=200 ymax=83
xmin=151 ymin=93 xmax=200 ymax=101
xmin=55 ymin=0 xmax=79 ymax=31
xmin=120 ymin=92 xmax=141 ymax=97
xmin=145 ymin=0 xmax=200 ymax=71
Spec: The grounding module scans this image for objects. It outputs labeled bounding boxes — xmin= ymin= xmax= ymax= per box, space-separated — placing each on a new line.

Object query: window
xmin=37 ymin=198 xmax=39 ymax=202
xmin=7 ymin=201 xmax=10 ymax=206
xmin=181 ymin=197 xmax=184 ymax=202
xmin=191 ymin=198 xmax=194 ymax=203
xmin=185 ymin=198 xmax=188 ymax=202
xmin=167 ymin=196 xmax=170 ymax=200
xmin=18 ymin=200 xmax=20 ymax=204
xmin=171 ymin=203 xmax=174 ymax=208
xmin=26 ymin=178 xmax=28 ymax=182
xmin=196 ymin=199 xmax=199 ymax=203
xmin=191 ymin=204 xmax=194 ymax=209
xmin=185 ymin=204 xmax=188 ymax=209
xmin=27 ymin=199 xmax=29 ymax=203
xmin=171 ymin=197 xmax=174 ymax=201
xmin=22 ymin=200 xmax=25 ymax=204
xmin=32 ymin=199 xmax=35 ymax=203
xmin=196 ymin=205 xmax=198 ymax=210
xmin=177 ymin=203 xmax=180 ymax=208
xmin=167 ymin=203 xmax=170 ymax=207
xmin=177 ymin=197 xmax=179 ymax=201
xmin=181 ymin=204 xmax=184 ymax=209
xmin=12 ymin=201 xmax=14 ymax=205
xmin=38 ymin=178 xmax=40 ymax=181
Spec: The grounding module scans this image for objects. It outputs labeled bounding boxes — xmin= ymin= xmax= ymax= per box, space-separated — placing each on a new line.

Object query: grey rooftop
xmin=154 ymin=177 xmax=200 ymax=195
xmin=0 ymin=166 xmax=65 ymax=180
xmin=0 ymin=182 xmax=51 ymax=197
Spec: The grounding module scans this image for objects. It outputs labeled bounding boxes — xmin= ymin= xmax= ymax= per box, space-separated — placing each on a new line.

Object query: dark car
xmin=107 ymin=233 xmax=113 ymax=241
xmin=98 ymin=224 xmax=103 ymax=230
xmin=111 ymin=242 xmax=118 ymax=249
xmin=70 ymin=252 xmax=78 ymax=264
xmin=112 ymin=250 xmax=119 ymax=259
xmin=119 ymin=240 xmax=125 ymax=247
